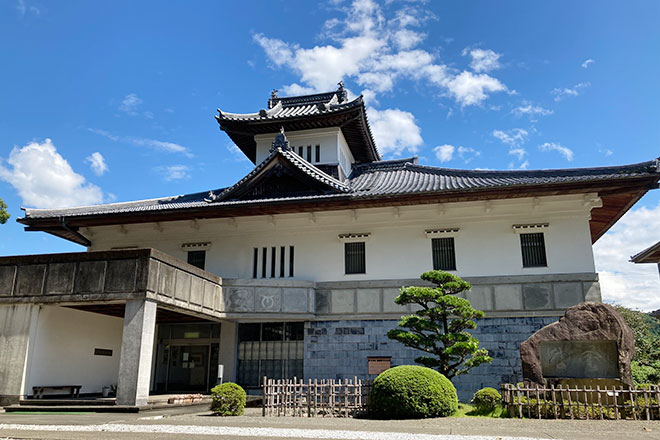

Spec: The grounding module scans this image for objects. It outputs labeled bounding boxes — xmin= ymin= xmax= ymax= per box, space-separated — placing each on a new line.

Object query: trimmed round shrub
xmin=471 ymin=387 xmax=501 ymax=413
xmin=210 ymin=382 xmax=246 ymax=416
xmin=369 ymin=365 xmax=458 ymax=419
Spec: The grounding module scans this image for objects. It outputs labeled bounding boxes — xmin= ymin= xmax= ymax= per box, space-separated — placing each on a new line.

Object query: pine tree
xmin=387 ymin=270 xmax=492 ymax=379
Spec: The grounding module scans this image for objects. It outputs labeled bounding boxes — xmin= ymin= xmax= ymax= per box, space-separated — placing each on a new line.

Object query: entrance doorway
xmin=153 ymin=323 xmax=220 ymax=393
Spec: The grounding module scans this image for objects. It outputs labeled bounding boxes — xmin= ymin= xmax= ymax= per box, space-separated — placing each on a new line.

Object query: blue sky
xmin=1 ymin=0 xmax=659 ymax=309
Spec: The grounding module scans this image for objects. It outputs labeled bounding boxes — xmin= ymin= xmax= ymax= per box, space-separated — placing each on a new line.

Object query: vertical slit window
xmin=315 ymin=145 xmax=320 ymax=162
xmin=279 ymin=246 xmax=285 ymax=278
xmin=431 ymin=238 xmax=456 ymax=271
xmin=252 ymin=248 xmax=258 ymax=278
xmin=186 ymin=250 xmax=206 ymax=270
xmin=289 ymin=246 xmax=294 ymax=277
xmin=298 ymin=146 xmax=303 ymax=156
xmin=520 ymin=233 xmax=547 ymax=267
xmin=344 ymin=242 xmax=366 ymax=274
xmin=306 ymin=145 xmax=312 ymax=162
xmin=261 ymin=247 xmax=267 ymax=278
xmin=270 ymin=247 xmax=276 ymax=278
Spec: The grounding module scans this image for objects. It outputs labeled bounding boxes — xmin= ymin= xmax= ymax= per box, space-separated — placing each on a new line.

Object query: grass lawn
xmin=452 ymin=403 xmax=508 ymax=418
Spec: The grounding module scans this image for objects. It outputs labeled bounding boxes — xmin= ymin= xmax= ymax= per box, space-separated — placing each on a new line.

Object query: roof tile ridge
xmin=281 ymin=149 xmax=350 ymax=192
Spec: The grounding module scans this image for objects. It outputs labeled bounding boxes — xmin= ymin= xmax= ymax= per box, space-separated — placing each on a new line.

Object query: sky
xmin=1 ymin=0 xmax=659 ymax=310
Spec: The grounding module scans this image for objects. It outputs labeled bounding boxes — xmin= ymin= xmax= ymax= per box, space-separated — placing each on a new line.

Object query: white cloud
xmin=518 ymin=160 xmax=529 ymax=169
xmin=511 ymin=101 xmax=553 ymax=119
xmin=539 ymin=142 xmax=574 ymax=161
xmin=0 ymin=139 xmax=104 ymax=208
xmin=433 ymin=144 xmax=479 ymax=163
xmin=581 ymin=59 xmax=595 ymax=69
xmin=85 ymin=152 xmax=108 ymax=176
xmin=157 ymin=165 xmax=190 ymax=181
xmin=464 ymin=48 xmax=501 ymax=73
xmin=508 ymin=148 xmax=527 ymax=161
xmin=367 ymin=107 xmax=423 ymax=156
xmin=226 ymin=143 xmax=249 ymax=162
xmin=445 ymin=71 xmax=507 ymax=107
xmin=599 ymin=147 xmax=614 ymax=157
xmin=434 ymin=144 xmax=455 ymax=162
xmin=89 ymin=128 xmax=193 ymax=157
xmin=457 ymin=146 xmax=480 ymax=163
xmin=119 ymin=93 xmax=142 ymax=115
xmin=551 ymin=82 xmax=590 ymax=101
xmin=492 ymin=128 xmax=528 ymax=147
xmin=594 ymin=202 xmax=660 ymax=311
xmin=254 ymin=0 xmax=507 ymax=107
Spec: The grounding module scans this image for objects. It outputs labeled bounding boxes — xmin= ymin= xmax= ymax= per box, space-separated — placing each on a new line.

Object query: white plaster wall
xmin=87 ymin=195 xmax=598 ymax=282
xmin=255 ymin=127 xmax=352 ymax=170
xmin=337 ymin=129 xmax=354 ymax=176
xmin=24 ymin=306 xmax=123 ymax=396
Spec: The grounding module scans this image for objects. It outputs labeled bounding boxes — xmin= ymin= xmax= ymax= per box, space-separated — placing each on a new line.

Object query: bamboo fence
xmin=501 ymin=383 xmax=660 ymax=420
xmin=262 ymin=377 xmax=371 ymax=417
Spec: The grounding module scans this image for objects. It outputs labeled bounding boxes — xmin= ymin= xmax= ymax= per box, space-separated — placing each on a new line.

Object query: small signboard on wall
xmin=368 ymin=356 xmax=391 ymax=375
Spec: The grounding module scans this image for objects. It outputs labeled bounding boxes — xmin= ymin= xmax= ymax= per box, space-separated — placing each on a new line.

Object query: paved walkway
xmin=1 ymin=407 xmax=659 ymax=440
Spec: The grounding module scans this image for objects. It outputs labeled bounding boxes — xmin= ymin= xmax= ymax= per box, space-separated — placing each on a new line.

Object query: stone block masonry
xmin=304 ymin=316 xmax=558 ymax=402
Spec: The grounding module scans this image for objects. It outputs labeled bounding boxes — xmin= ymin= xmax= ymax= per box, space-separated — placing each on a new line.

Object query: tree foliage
xmin=0 ymin=198 xmax=9 ymax=224
xmin=615 ymin=305 xmax=660 ymax=384
xmin=387 ymin=270 xmax=492 ymax=379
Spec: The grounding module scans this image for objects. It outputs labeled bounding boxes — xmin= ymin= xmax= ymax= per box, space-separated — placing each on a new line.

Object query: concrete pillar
xmin=116 ymin=299 xmax=157 ymax=406
xmin=0 ymin=304 xmax=39 ymax=406
xmin=218 ymin=321 xmax=238 ymax=383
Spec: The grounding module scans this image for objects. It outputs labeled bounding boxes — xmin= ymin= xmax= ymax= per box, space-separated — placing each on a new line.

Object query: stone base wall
xmin=303 ymin=316 xmax=558 ymax=401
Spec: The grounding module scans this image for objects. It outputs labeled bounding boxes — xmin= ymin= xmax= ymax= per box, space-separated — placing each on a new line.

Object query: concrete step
xmin=4 ymin=404 xmax=139 ymax=413
xmin=19 ymin=399 xmax=116 ymax=406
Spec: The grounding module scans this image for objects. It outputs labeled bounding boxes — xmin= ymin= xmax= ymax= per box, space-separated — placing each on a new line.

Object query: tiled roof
xmin=630 ymin=241 xmax=660 ymax=263
xmin=21 ymin=157 xmax=659 ymax=220
xmin=215 ymin=88 xmax=380 ymax=164
xmin=216 ymin=94 xmax=362 ymax=121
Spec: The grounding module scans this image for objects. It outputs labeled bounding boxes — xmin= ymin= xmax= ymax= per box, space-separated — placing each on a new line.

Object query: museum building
xmin=1 ymin=84 xmax=659 ymax=405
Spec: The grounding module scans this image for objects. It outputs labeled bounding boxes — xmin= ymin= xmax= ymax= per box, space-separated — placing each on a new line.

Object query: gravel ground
xmin=1 ymin=407 xmax=659 ymax=440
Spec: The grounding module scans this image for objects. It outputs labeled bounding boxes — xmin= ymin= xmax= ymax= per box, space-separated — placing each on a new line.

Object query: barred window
xmin=345 ymin=242 xmax=366 ymax=274
xmin=520 ymin=233 xmax=547 ymax=267
xmin=431 ymin=237 xmax=456 ymax=271
xmin=252 ymin=246 xmax=294 ymax=278
xmin=186 ymin=250 xmax=206 ymax=270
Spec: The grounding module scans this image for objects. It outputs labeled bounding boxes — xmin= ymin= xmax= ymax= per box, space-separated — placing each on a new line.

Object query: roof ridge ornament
xmin=270 ymin=126 xmax=290 ymax=152
xmin=337 ymin=80 xmax=347 ymax=103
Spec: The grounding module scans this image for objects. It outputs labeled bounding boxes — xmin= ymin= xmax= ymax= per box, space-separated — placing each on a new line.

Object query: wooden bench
xmin=32 ymin=385 xmax=82 ymax=399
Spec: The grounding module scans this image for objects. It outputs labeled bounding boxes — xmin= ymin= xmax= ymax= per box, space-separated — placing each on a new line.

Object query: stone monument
xmin=520 ymin=302 xmax=634 ymax=387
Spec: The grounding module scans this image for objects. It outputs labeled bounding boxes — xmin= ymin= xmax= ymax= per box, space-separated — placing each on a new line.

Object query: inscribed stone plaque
xmin=255 ymin=287 xmax=281 ymax=312
xmin=539 ymin=340 xmax=619 ymax=379
xmin=522 ymin=284 xmax=552 ymax=310
xmin=228 ymin=287 xmax=253 ymax=312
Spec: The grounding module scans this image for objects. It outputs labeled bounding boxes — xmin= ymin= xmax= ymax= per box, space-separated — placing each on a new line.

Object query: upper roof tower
xmin=215 ymin=82 xmax=380 ymax=165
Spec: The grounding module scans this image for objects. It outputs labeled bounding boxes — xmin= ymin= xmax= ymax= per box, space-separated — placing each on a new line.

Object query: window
xmin=298 ymin=146 xmax=303 ymax=156
xmin=252 ymin=246 xmax=295 ymax=278
xmin=431 ymin=237 xmax=456 ymax=271
xmin=344 ymin=242 xmax=366 ymax=274
xmin=187 ymin=250 xmax=206 ymax=270
xmin=237 ymin=322 xmax=304 ymax=389
xmin=520 ymin=232 xmax=547 ymax=267
xmin=315 ymin=144 xmax=320 ymax=162
xmin=306 ymin=145 xmax=312 ymax=162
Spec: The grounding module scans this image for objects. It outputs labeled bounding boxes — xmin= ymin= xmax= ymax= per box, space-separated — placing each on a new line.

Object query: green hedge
xmin=369 ymin=365 xmax=458 ymax=419
xmin=471 ymin=387 xmax=501 ymax=414
xmin=210 ymin=382 xmax=246 ymax=416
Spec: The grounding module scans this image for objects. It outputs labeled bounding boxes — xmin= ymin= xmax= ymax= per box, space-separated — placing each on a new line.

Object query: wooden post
xmin=535 ymin=385 xmax=541 ymax=419
xmin=516 ymin=383 xmax=523 ymax=419
xmin=566 ymin=386 xmax=574 ymax=420
xmin=655 ymin=385 xmax=660 ymax=420
xmin=630 ymin=387 xmax=637 ymax=421
xmin=596 ymin=386 xmax=603 ymax=420
xmin=613 ymin=386 xmax=619 ymax=420
xmin=550 ymin=385 xmax=558 ymax=419
xmin=644 ymin=386 xmax=650 ymax=421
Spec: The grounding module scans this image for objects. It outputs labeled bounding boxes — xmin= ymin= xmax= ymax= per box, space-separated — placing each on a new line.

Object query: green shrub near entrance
xmin=369 ymin=365 xmax=458 ymax=419
xmin=471 ymin=387 xmax=501 ymax=414
xmin=210 ymin=382 xmax=246 ymax=416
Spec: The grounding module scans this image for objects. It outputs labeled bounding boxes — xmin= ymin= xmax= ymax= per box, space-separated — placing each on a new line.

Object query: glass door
xmin=166 ymin=345 xmax=210 ymax=392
